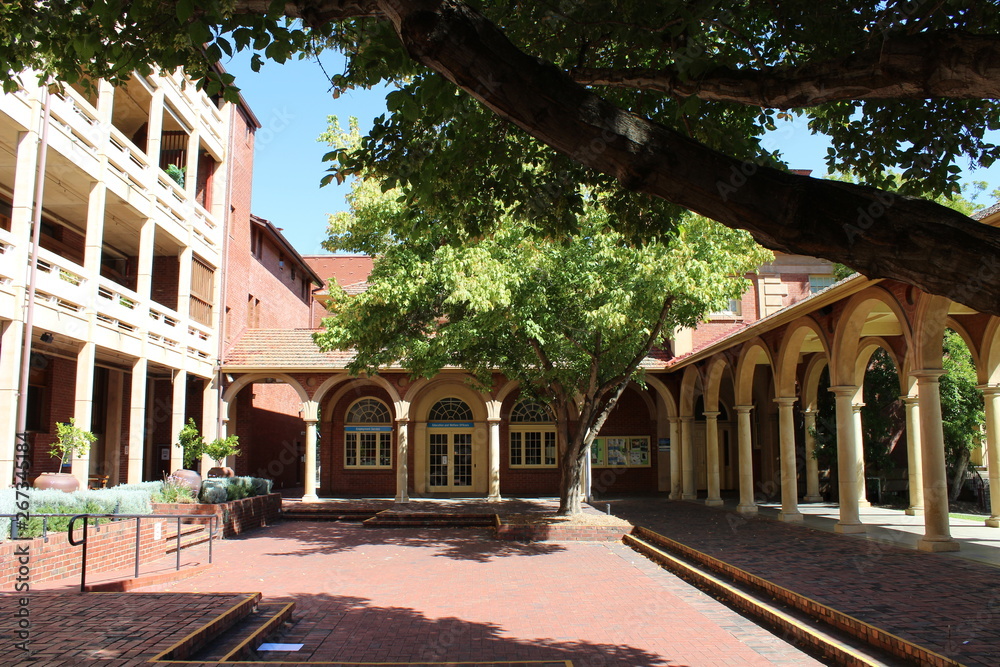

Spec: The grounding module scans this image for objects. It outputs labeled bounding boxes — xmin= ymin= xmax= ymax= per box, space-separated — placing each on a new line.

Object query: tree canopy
xmin=4 ymin=1 xmax=1000 ymax=312
xmin=315 ymin=134 xmax=770 ymax=513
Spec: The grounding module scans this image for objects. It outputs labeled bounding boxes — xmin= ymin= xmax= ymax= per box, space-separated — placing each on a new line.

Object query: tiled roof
xmin=302 ymin=255 xmax=373 ymax=287
xmin=342 ymin=281 xmax=369 ymax=295
xmin=224 ymin=329 xmax=366 ymax=370
xmin=224 ymin=329 xmax=674 ymax=371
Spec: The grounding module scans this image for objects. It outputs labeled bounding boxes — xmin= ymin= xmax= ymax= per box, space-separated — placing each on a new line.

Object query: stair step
xmin=188 ymin=600 xmax=295 ymax=661
xmin=625 ymin=532 xmax=903 ymax=667
xmin=282 ymin=511 xmax=375 ymax=522
xmin=362 ymin=512 xmax=497 ymax=528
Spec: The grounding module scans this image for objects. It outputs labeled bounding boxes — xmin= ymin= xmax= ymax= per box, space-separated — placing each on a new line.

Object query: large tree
xmin=316 ymin=162 xmax=770 ymax=514
xmin=5 ymin=2 xmax=1000 ymax=313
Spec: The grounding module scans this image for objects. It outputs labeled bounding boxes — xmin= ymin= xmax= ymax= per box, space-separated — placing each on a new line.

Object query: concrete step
xmin=282 ymin=508 xmax=377 ymax=522
xmin=188 ymin=600 xmax=295 ymax=662
xmin=362 ymin=511 xmax=496 ymax=528
xmin=626 ymin=528 xmax=949 ymax=666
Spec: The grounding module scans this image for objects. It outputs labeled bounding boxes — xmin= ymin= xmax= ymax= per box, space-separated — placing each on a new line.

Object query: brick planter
xmin=0 ymin=518 xmax=182 ymax=589
xmin=152 ymin=493 xmax=281 ymax=538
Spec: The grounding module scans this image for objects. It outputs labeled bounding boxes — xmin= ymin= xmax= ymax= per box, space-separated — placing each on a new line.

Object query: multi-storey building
xmin=0 ymin=70 xmax=259 ymax=488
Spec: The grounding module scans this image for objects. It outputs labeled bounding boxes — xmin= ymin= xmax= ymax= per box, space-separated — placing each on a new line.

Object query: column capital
xmin=899 ymin=395 xmax=920 ymax=405
xmin=828 ymin=385 xmax=859 ymax=397
xmin=773 ymin=397 xmax=797 ymax=407
xmin=702 ymin=411 xmax=720 ymax=419
xmin=487 ymin=417 xmax=501 ymax=424
xmin=303 ymin=418 xmax=319 ymax=425
xmin=734 ymin=404 xmax=753 ymax=414
xmin=668 ymin=416 xmax=682 ymax=425
xmin=801 ymin=407 xmax=818 ymax=416
xmin=910 ymin=369 xmax=945 ymax=382
xmin=680 ymin=415 xmax=694 ymax=423
xmin=976 ymin=384 xmax=1000 ymax=395
xmin=395 ymin=417 xmax=410 ymax=425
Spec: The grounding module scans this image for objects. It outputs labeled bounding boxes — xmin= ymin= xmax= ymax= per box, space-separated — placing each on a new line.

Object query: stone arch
xmin=801 ymin=355 xmax=829 ymax=412
xmin=313 ymin=373 xmax=402 ymax=414
xmin=982 ymin=316 xmax=1000 ymax=384
xmin=644 ymin=375 xmax=678 ymax=419
xmin=222 ymin=372 xmax=309 ymax=406
xmin=855 ymin=336 xmax=906 ymax=394
xmin=679 ymin=365 xmax=703 ymax=417
xmin=944 ymin=317 xmax=985 ymax=384
xmin=776 ymin=316 xmax=831 ymax=398
xmin=735 ymin=337 xmax=775 ymax=405
xmin=703 ymin=355 xmax=732 ymax=412
xmin=322 ymin=378 xmax=400 ymax=425
xmin=832 ymin=286 xmax=912 ymax=386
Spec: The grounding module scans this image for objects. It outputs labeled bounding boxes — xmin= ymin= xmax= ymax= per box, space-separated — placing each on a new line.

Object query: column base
xmin=834 ymin=522 xmax=866 ymax=534
xmin=705 ymin=498 xmax=724 ymax=507
xmin=905 ymin=507 xmax=924 ymax=516
xmin=394 ymin=494 xmax=410 ymax=504
xmin=917 ymin=537 xmax=960 ymax=552
xmin=778 ymin=511 xmax=803 ymax=522
xmin=803 ymin=495 xmax=823 ymax=503
xmin=301 ymin=493 xmax=319 ymax=502
xmin=668 ymin=492 xmax=680 ymax=500
xmin=736 ymin=503 xmax=758 ymax=515
xmin=985 ymin=516 xmax=999 ymax=528
xmin=682 ymin=493 xmax=697 ymax=500
xmin=857 ymin=500 xmax=871 ymax=508
xmin=487 ymin=494 xmax=502 ymax=503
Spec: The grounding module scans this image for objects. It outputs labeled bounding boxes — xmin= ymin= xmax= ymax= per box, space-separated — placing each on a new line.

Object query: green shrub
xmin=251 ymin=477 xmax=273 ymax=496
xmin=0 ymin=485 xmax=155 ymax=541
xmin=199 ymin=479 xmax=228 ymax=504
xmin=226 ymin=477 xmax=253 ymax=501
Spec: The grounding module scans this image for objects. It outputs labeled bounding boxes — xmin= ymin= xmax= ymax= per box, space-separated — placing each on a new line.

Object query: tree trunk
xmin=558 ymin=438 xmax=584 ymax=516
xmin=376 ymin=1 xmax=1000 ymax=316
xmin=949 ymin=448 xmax=971 ymax=502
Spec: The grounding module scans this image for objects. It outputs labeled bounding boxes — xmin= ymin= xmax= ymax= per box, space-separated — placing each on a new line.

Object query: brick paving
xmin=139 ymin=521 xmax=822 ymax=666
xmin=607 ymin=498 xmax=1000 ymax=667
xmin=0 ymin=591 xmax=258 ymax=665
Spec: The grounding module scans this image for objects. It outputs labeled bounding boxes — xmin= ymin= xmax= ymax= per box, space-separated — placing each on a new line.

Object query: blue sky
xmin=225 ymin=52 xmax=1000 ymax=256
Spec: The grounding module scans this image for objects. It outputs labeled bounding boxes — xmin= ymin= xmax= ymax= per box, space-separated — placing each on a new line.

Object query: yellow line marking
xmin=149 ymin=592 xmax=260 ymax=662
xmin=218 ymin=601 xmax=295 ymax=662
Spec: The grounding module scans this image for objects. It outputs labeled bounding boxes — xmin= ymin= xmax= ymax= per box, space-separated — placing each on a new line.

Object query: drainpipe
xmin=14 ymin=86 xmax=52 ymax=484
xmin=215 ymin=103 xmax=237 ymax=439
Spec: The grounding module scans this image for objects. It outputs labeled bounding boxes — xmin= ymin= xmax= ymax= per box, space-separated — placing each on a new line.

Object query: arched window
xmin=428 ymin=397 xmax=473 ymax=422
xmin=509 ymin=399 xmax=557 ymax=468
xmin=344 ymin=398 xmax=392 ymax=468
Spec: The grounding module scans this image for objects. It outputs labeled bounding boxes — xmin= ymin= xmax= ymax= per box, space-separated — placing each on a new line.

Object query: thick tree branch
xmin=568 ymin=30 xmax=1000 ymax=108
xmin=368 ymin=1 xmax=1000 ymax=316
xmin=233 ymin=0 xmax=381 ymax=25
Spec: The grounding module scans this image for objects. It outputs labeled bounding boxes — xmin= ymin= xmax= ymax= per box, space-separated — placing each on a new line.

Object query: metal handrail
xmin=4 ymin=512 xmax=217 ymax=592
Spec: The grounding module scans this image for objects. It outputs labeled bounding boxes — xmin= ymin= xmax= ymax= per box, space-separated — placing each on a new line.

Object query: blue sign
xmin=428 ymin=422 xmax=474 ymax=428
xmin=345 ymin=426 xmax=393 ymax=432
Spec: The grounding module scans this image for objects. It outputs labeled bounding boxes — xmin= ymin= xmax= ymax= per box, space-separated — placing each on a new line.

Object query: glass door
xmin=428 ymin=432 xmax=474 ymax=491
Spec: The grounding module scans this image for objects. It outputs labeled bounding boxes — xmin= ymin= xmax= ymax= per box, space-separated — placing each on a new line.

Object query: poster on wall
xmin=591 ymin=438 xmax=605 ymax=465
xmin=629 ymin=438 xmax=650 ymax=465
xmin=606 ymin=438 xmax=627 ymax=466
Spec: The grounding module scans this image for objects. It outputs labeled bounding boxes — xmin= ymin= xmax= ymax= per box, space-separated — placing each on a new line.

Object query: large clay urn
xmin=170 ymin=469 xmax=203 ymax=494
xmin=33 ymin=472 xmax=80 ymax=492
xmin=207 ymin=466 xmax=235 ymax=478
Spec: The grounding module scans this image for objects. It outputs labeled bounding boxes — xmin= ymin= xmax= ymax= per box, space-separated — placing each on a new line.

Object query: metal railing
xmin=4 ymin=513 xmax=218 ymax=592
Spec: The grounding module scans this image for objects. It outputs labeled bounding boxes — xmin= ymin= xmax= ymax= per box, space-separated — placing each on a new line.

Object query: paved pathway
xmin=607 ymin=498 xmax=1000 ymax=667
xmin=141 ymin=521 xmax=822 ymax=666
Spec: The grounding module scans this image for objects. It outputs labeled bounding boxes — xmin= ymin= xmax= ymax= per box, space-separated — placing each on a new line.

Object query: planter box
xmin=0 ymin=518 xmax=180 ymax=589
xmin=152 ymin=493 xmax=281 ymax=538
xmin=495 ymin=521 xmax=631 ymax=542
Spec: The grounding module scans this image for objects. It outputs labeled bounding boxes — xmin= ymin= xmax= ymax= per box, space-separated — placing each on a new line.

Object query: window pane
xmin=379 ymin=432 xmax=392 ymax=466
xmin=345 ymin=433 xmax=357 ymax=466
xmin=524 ymin=431 xmax=542 ymax=465
xmin=510 ymin=432 xmax=522 ymax=466
xmin=545 ymin=432 xmax=556 ymax=465
xmin=359 ymin=432 xmax=377 ymax=466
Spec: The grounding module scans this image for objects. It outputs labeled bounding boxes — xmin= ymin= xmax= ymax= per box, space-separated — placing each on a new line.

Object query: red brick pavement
xmin=140 ymin=521 xmax=823 ymax=666
xmin=607 ymin=498 xmax=1000 ymax=667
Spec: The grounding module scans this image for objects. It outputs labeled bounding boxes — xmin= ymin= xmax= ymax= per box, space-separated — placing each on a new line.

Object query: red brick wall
xmin=590 ymin=387 xmax=658 ymax=495
xmin=232 ymin=383 xmax=304 ymax=488
xmin=498 ymin=392 xmax=560 ymax=496
xmin=30 ymin=356 xmax=76 ymax=475
xmin=320 ymin=387 xmax=396 ymax=497
xmin=152 ymin=492 xmax=281 ymax=538
xmin=0 ymin=518 xmax=186 ymax=589
xmin=150 ymin=255 xmax=179 ymax=311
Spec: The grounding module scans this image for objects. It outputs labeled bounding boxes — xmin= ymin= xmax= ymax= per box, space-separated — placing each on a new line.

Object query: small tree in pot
xmin=34 ymin=418 xmax=96 ymax=492
xmin=172 ymin=418 xmax=205 ymax=494
xmin=204 ymin=435 xmax=240 ymax=478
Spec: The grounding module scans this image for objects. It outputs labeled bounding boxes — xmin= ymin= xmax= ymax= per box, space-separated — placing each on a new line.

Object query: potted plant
xmin=204 ymin=434 xmax=240 ymax=478
xmin=33 ymin=418 xmax=96 ymax=492
xmin=172 ymin=418 xmax=204 ymax=494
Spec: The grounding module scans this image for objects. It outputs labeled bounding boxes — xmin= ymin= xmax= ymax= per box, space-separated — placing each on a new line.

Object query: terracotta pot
xmin=207 ymin=466 xmax=235 ymax=478
xmin=33 ymin=472 xmax=80 ymax=492
xmin=170 ymin=469 xmax=203 ymax=494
